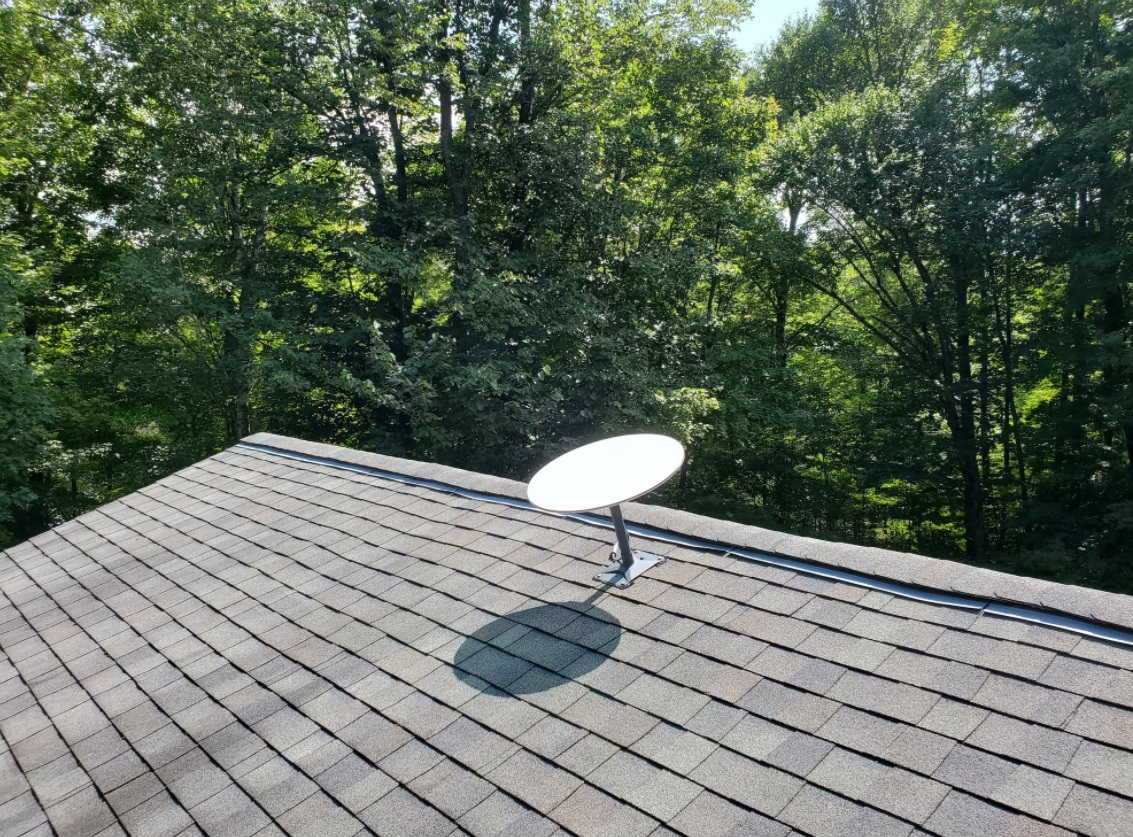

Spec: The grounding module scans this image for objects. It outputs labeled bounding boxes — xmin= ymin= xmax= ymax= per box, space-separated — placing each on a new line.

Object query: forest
xmin=1 ymin=0 xmax=1131 ymax=592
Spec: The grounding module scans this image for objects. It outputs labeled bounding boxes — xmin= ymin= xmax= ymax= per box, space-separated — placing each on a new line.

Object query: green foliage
xmin=2 ymin=0 xmax=1133 ymax=594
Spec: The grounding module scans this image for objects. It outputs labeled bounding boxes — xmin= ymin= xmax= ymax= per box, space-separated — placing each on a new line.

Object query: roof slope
xmin=0 ymin=435 xmax=1131 ymax=837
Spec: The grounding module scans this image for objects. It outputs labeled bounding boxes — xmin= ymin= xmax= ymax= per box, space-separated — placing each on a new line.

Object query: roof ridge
xmin=240 ymin=434 xmax=1133 ymax=646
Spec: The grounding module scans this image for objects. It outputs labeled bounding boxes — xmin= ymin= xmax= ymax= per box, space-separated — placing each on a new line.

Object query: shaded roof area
xmin=3 ymin=434 xmax=1133 ymax=837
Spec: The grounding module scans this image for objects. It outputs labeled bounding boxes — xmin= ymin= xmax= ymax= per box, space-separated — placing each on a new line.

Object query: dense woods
xmin=2 ymin=0 xmax=1131 ymax=591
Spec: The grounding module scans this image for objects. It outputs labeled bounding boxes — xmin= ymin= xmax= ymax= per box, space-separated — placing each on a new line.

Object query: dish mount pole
xmin=594 ymin=504 xmax=666 ymax=589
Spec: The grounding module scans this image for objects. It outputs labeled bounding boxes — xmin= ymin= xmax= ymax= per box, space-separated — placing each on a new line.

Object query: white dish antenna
xmin=528 ymin=434 xmax=685 ymax=588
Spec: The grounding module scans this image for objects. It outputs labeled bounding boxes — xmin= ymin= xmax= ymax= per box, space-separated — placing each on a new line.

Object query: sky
xmin=731 ymin=0 xmax=821 ymax=54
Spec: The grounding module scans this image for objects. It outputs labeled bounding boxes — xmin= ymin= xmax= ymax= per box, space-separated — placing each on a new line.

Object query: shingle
xmin=550 ymin=784 xmax=658 ymax=837
xmin=617 ymin=673 xmax=710 ymax=725
xmin=749 ymin=585 xmax=814 ymax=616
xmin=105 ymin=771 xmax=164 ymax=816
xmin=765 ymin=731 xmax=835 ymax=776
xmin=187 ymin=785 xmax=271 ymax=837
xmin=735 ymin=678 xmax=841 ymax=733
xmin=628 ymin=723 xmax=715 ymax=776
xmin=0 ymin=791 xmax=48 ymax=837
xmin=287 ymin=733 xmax=352 ymax=777
xmin=689 ymin=748 xmax=803 ymax=817
xmin=558 ymin=654 xmax=641 ymax=694
xmin=517 ymin=717 xmax=586 ymax=759
xmin=881 ymin=725 xmax=956 ymax=774
xmin=1054 ymin=784 xmax=1133 ymax=837
xmin=89 ymin=750 xmax=149 ymax=793
xmin=990 ymin=764 xmax=1073 ymax=821
xmin=428 ymin=717 xmax=517 ymax=773
xmin=685 ymin=700 xmax=745 ymax=740
xmin=276 ymin=791 xmax=366 ymax=837
xmin=972 ymin=674 xmax=1082 ymax=727
xmin=301 ymin=689 xmax=369 ymax=732
xmin=22 ymin=436 xmax=1133 ymax=837
xmin=199 ymin=722 xmax=266 ymax=769
xmin=44 ymin=785 xmax=117 ymax=837
xmin=239 ymin=757 xmax=319 ymax=817
xmin=924 ymin=791 xmax=1015 ymax=837
xmin=487 ymin=750 xmax=581 ymax=813
xmin=251 ymin=706 xmax=319 ymax=752
xmin=680 ymin=625 xmax=765 ymax=667
xmin=410 ymin=759 xmax=494 ymax=819
xmin=561 ymin=692 xmax=657 ymax=747
xmin=461 ymin=689 xmax=547 ymax=738
xmin=724 ymin=607 xmax=817 ymax=648
xmin=933 ymin=745 xmax=1017 ymax=797
xmin=919 ymin=698 xmax=989 ymax=740
xmin=660 ymin=652 xmax=760 ymax=702
xmin=721 ymin=713 xmax=791 ymax=761
xmin=381 ymin=739 xmax=445 ymax=785
xmin=555 ymin=734 xmax=619 ymax=776
xmin=815 ymin=706 xmax=903 ymax=757
xmin=874 ymin=649 xmax=988 ymax=700
xmin=668 ymin=790 xmax=789 ymax=837
xmin=1066 ymin=740 xmax=1133 ymax=797
xmin=458 ymin=789 xmax=557 ymax=837
xmin=966 ymin=714 xmax=1083 ymax=773
xmin=117 ymin=790 xmax=194 ymax=837
xmin=826 ymin=670 xmax=939 ymax=724
xmin=1065 ymin=700 xmax=1133 ymax=750
xmin=842 ymin=610 xmax=945 ymax=651
xmin=780 ymin=785 xmax=910 ymax=837
xmin=316 ymin=753 xmax=396 ymax=812
xmin=507 ymin=669 xmax=587 ymax=714
xmin=10 ymin=727 xmax=70 ymax=772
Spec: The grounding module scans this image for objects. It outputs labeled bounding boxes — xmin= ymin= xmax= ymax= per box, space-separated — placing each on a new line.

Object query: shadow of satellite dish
xmin=452 ymin=602 xmax=622 ymax=695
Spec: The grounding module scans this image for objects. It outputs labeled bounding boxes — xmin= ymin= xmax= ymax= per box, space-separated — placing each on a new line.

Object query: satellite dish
xmin=528 ymin=434 xmax=685 ymax=588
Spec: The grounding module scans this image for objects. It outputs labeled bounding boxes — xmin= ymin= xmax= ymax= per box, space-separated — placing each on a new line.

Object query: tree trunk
xmin=941 ymin=392 xmax=988 ymax=560
xmin=388 ymin=107 xmax=408 ymax=206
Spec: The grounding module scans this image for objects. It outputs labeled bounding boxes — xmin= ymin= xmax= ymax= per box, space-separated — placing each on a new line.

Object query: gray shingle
xmin=780 ymin=785 xmax=910 ymax=837
xmin=668 ymin=790 xmax=789 ymax=837
xmin=689 ymin=748 xmax=803 ymax=817
xmin=0 ymin=791 xmax=48 ymax=837
xmin=550 ymin=784 xmax=658 ymax=837
xmin=816 ymin=706 xmax=903 ymax=757
xmin=487 ymin=750 xmax=580 ymax=813
xmin=11 ymin=436 xmax=1133 ymax=837
xmin=826 ymin=670 xmax=939 ymax=724
xmin=972 ymin=674 xmax=1082 ymax=727
xmin=316 ymin=752 xmax=396 ymax=812
xmin=410 ymin=759 xmax=494 ymax=819
xmin=1054 ymin=784 xmax=1133 ymax=837
xmin=990 ymin=764 xmax=1073 ymax=821
xmin=660 ymin=651 xmax=760 ymax=702
xmin=187 ymin=784 xmax=272 ymax=837
xmin=516 ymin=716 xmax=586 ymax=759
xmin=458 ymin=789 xmax=556 ymax=837
xmin=933 ymin=745 xmax=1017 ymax=797
xmin=1066 ymin=740 xmax=1133 ymax=797
xmin=1065 ymin=700 xmax=1133 ymax=750
xmin=276 ymin=791 xmax=366 ymax=837
xmin=966 ymin=713 xmax=1083 ymax=774
xmin=428 ymin=717 xmax=517 ymax=773
xmin=555 ymin=734 xmax=619 ymax=776
xmin=618 ymin=673 xmax=710 ymax=725
xmin=924 ymin=791 xmax=1014 ymax=837
xmin=117 ymin=790 xmax=194 ymax=837
xmin=240 ymin=756 xmax=319 ymax=817
xmin=560 ymin=692 xmax=657 ymax=747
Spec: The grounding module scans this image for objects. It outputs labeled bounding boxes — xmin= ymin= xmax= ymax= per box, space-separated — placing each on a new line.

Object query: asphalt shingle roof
xmin=3 ymin=433 xmax=1133 ymax=837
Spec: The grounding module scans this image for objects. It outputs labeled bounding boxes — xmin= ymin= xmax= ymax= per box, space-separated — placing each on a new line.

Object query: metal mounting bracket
xmin=593 ymin=504 xmax=665 ymax=588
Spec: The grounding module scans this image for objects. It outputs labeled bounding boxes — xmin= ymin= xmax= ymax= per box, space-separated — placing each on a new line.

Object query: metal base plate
xmin=594 ymin=550 xmax=666 ymax=589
